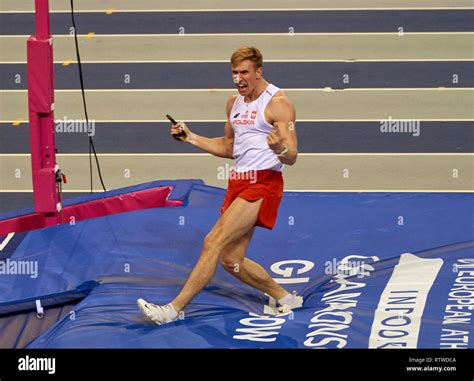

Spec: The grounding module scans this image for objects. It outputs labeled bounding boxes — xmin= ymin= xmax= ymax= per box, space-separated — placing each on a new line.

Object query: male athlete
xmin=137 ymin=46 xmax=302 ymax=324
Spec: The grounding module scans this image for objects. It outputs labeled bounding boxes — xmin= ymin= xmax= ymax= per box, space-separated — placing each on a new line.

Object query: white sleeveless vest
xmin=230 ymin=84 xmax=283 ymax=173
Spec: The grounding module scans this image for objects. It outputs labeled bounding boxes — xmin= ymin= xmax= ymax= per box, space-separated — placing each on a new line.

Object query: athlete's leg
xmin=170 ymin=197 xmax=264 ymax=312
xmin=220 ymin=227 xmax=289 ymax=300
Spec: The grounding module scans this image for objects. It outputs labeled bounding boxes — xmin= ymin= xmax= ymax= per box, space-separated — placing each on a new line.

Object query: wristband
xmin=276 ymin=145 xmax=289 ymax=157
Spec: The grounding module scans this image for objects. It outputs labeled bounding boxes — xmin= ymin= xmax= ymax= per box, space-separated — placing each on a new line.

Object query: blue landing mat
xmin=0 ymin=180 xmax=472 ymax=348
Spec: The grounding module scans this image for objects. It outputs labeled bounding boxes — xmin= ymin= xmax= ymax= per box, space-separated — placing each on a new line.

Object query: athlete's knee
xmin=220 ymin=254 xmax=242 ymax=274
xmin=204 ymin=223 xmax=235 ymax=251
xmin=203 ymin=229 xmax=226 ymax=255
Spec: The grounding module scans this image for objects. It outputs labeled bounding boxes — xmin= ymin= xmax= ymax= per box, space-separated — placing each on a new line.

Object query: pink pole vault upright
xmin=27 ymin=0 xmax=60 ymax=227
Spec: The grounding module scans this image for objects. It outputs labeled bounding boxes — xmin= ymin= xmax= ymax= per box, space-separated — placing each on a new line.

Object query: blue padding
xmin=0 ymin=182 xmax=472 ymax=348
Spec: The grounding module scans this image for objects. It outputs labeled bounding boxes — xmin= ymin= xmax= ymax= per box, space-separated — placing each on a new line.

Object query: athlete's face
xmin=232 ymin=60 xmax=262 ymax=96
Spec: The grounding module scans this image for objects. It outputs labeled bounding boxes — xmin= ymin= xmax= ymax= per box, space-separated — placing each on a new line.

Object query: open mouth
xmin=237 ymin=84 xmax=248 ymax=91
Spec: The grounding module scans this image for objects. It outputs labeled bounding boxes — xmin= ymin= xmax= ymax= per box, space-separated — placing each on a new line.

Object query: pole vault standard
xmin=0 ymin=0 xmax=179 ymax=236
xmin=27 ymin=0 xmax=61 ymax=227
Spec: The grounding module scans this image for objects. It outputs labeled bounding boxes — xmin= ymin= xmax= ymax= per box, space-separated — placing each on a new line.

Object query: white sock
xmin=167 ymin=303 xmax=178 ymax=319
xmin=278 ymin=293 xmax=293 ymax=305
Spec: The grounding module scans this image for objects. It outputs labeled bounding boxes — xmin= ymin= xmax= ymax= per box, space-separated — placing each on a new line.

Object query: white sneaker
xmin=137 ymin=298 xmax=178 ymax=325
xmin=276 ymin=291 xmax=303 ymax=314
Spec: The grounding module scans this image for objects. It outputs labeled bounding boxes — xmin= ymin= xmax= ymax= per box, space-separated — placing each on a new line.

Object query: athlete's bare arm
xmin=169 ymin=96 xmax=236 ymax=159
xmin=265 ymin=91 xmax=298 ymax=165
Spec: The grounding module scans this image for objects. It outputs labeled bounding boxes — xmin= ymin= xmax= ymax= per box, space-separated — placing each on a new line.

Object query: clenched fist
xmin=267 ymin=125 xmax=285 ymax=154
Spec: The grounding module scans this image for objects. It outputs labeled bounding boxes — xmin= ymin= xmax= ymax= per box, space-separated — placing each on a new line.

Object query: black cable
xmin=70 ymin=0 xmax=107 ymax=193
